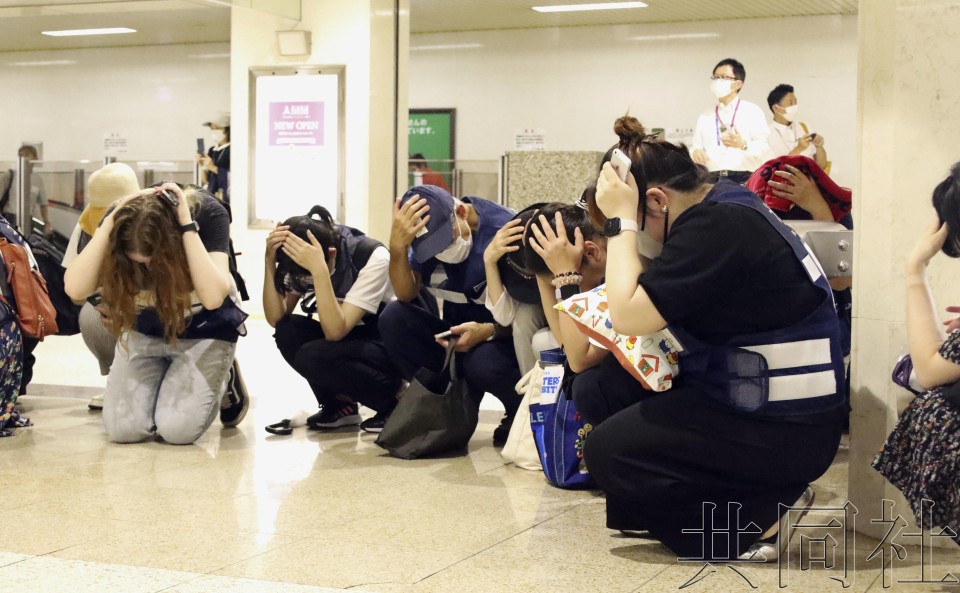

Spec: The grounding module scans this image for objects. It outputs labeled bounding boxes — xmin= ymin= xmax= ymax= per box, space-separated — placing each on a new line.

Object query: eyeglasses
xmin=710 ymin=75 xmax=739 ymax=81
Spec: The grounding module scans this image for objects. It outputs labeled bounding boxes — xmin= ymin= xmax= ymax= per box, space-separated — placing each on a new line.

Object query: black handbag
xmin=375 ymin=340 xmax=480 ymax=459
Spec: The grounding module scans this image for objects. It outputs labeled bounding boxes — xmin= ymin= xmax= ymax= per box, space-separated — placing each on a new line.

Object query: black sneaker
xmin=493 ymin=413 xmax=514 ymax=447
xmin=220 ymin=360 xmax=249 ymax=428
xmin=307 ymin=403 xmax=361 ymax=429
xmin=360 ymin=411 xmax=391 ymax=433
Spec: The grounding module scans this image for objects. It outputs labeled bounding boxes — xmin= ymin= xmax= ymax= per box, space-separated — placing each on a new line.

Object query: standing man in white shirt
xmin=691 ymin=58 xmax=769 ymax=183
xmin=766 ymin=84 xmax=829 ymax=171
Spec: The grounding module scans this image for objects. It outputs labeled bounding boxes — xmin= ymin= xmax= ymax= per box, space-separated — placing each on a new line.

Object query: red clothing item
xmin=746 ymin=155 xmax=851 ymax=223
xmin=421 ymin=168 xmax=449 ymax=191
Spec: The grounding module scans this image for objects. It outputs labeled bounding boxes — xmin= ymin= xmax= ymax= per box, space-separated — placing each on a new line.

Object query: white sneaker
xmin=88 ymin=393 xmax=104 ymax=410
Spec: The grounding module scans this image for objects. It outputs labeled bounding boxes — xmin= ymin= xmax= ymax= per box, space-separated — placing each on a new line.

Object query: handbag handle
xmin=441 ymin=337 xmax=459 ymax=381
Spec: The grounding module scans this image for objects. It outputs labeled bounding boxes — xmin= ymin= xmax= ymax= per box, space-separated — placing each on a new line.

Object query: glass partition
xmin=2 ymin=159 xmax=203 ymax=241
xmin=407 ymin=158 xmax=500 ymax=204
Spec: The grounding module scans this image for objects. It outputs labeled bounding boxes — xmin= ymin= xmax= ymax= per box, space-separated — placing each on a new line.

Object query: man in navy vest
xmin=381 ymin=185 xmax=521 ymax=446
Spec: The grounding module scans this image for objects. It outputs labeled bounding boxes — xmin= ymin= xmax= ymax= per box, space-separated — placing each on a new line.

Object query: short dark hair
xmin=933 ymin=162 xmax=960 ymax=257
xmin=409 ymin=153 xmax=426 ymax=162
xmin=767 ymin=84 xmax=795 ymax=112
xmin=274 ymin=205 xmax=341 ymax=293
xmin=523 ymin=198 xmax=600 ymax=276
xmin=18 ymin=145 xmax=38 ymax=159
xmin=713 ymin=58 xmax=746 ymax=84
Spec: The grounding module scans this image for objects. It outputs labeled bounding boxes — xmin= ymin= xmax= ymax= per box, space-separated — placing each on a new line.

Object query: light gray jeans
xmin=102 ymin=332 xmax=236 ymax=445
xmin=79 ymin=302 xmax=116 ymax=376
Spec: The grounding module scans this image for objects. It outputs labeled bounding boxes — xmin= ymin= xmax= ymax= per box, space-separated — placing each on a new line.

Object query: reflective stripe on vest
xmin=669 ymin=185 xmax=845 ymax=415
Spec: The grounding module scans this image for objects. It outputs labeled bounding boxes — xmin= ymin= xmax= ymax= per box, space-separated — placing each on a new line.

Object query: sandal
xmin=9 ymin=412 xmax=32 ymax=428
xmin=265 ymin=419 xmax=293 ymax=436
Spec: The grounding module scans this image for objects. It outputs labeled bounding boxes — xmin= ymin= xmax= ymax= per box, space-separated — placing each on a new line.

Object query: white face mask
xmin=781 ymin=104 xmax=799 ymax=122
xmin=435 ymin=217 xmax=473 ymax=264
xmin=211 ymin=130 xmax=225 ymax=145
xmin=636 ymin=228 xmax=663 ymax=259
xmin=711 ymin=78 xmax=735 ymax=99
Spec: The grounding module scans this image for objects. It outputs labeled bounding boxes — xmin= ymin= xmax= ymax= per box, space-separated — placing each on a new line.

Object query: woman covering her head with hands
xmin=577 ymin=115 xmax=847 ymax=562
xmin=872 ymin=162 xmax=960 ymax=547
xmin=65 ymin=182 xmax=245 ymax=445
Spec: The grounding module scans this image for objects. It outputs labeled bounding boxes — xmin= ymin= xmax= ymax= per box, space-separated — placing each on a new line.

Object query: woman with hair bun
xmin=576 ymin=115 xmax=847 ymax=561
xmin=65 ymin=183 xmax=245 ymax=445
xmin=264 ymin=206 xmax=401 ymax=433
xmin=872 ymin=163 xmax=960 ymax=547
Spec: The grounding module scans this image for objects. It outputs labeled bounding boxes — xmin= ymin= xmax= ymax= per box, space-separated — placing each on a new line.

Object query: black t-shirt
xmin=640 ymin=182 xmax=846 ymax=423
xmin=640 ymin=182 xmax=825 ymax=345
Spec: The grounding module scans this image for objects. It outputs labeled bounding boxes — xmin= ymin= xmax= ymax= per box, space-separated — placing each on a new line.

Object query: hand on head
xmin=390 ymin=195 xmax=430 ymax=252
xmin=484 ymin=218 xmax=524 ymax=265
xmin=528 ymin=211 xmax=584 ymax=276
xmin=595 ymin=162 xmax=640 ymax=222
xmin=907 ymin=217 xmax=949 ymax=275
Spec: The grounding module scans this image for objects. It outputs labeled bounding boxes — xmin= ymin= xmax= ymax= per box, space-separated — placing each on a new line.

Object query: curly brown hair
xmin=100 ymin=191 xmax=202 ymax=343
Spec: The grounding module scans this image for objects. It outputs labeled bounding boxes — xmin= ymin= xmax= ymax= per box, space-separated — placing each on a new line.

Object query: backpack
xmin=0 ymin=236 xmax=59 ymax=340
xmin=27 ymin=232 xmax=80 ymax=336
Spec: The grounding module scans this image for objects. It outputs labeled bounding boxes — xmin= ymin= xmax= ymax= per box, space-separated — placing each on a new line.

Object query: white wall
xmin=0 ymin=43 xmax=230 ymax=162
xmin=409 ymin=15 xmax=857 ymax=187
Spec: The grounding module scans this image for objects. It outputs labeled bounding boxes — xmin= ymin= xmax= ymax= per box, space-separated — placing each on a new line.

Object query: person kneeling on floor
xmin=265 ymin=206 xmax=402 ymax=433
xmin=65 ymin=183 xmax=246 ymax=445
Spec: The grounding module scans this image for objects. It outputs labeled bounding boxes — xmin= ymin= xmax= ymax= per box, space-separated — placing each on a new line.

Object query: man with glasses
xmin=690 ymin=58 xmax=769 ymax=183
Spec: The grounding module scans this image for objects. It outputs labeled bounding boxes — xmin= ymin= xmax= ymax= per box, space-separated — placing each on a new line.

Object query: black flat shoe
xmin=265 ymin=419 xmax=293 ymax=435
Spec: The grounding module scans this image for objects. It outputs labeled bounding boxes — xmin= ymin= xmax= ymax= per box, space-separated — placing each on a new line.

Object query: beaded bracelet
xmin=551 ymin=271 xmax=583 ymax=287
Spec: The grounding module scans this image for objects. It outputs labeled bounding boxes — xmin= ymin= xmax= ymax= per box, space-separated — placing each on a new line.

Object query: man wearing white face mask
xmin=690 ymin=58 xmax=770 ymax=182
xmin=381 ymin=184 xmax=522 ymax=446
xmin=766 ymin=84 xmax=829 ymax=171
xmin=198 ymin=112 xmax=231 ymax=203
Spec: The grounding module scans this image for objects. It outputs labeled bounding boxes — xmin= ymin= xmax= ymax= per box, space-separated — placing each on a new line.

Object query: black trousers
xmin=378 ymin=301 xmax=522 ymax=417
xmin=19 ymin=335 xmax=38 ymax=394
xmin=273 ymin=315 xmax=402 ymax=413
xmin=574 ymin=356 xmax=843 ymax=560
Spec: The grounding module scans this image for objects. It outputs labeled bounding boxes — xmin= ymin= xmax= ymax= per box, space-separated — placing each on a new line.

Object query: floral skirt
xmin=1 ymin=318 xmax=23 ymax=435
xmin=872 ymin=390 xmax=960 ymax=546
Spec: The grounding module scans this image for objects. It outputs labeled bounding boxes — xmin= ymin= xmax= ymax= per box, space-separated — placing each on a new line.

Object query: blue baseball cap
xmin=401 ymin=184 xmax=456 ymax=263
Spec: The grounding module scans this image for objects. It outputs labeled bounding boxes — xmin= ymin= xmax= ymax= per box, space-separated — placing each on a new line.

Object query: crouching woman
xmin=65 ymin=183 xmax=244 ymax=445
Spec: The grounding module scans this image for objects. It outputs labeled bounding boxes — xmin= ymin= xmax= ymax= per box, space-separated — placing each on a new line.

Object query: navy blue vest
xmin=667 ymin=189 xmax=846 ymax=417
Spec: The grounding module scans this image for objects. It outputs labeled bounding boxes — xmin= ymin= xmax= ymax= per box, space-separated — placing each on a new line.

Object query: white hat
xmin=80 ymin=163 xmax=141 ymax=236
xmin=203 ymin=112 xmax=231 ymax=128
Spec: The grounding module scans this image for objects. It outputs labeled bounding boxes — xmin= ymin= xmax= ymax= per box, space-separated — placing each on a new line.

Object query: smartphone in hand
xmin=159 ymin=188 xmax=179 ymax=207
xmin=434 ymin=330 xmax=455 ymax=340
xmin=196 ymin=138 xmax=205 ymax=155
xmin=610 ymin=148 xmax=631 ymax=182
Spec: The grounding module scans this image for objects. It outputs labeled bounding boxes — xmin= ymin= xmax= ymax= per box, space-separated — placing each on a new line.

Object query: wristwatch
xmin=178 ymin=220 xmax=200 ymax=234
xmin=602 ymin=217 xmax=639 ymax=238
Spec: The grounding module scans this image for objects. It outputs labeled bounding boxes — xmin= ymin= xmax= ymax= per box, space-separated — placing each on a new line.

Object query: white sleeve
xmin=485 ymin=289 xmax=519 ymax=326
xmin=61 ymin=225 xmax=83 ymax=268
xmin=743 ymin=104 xmax=771 ymax=169
xmin=342 ymin=246 xmax=393 ymax=314
xmin=767 ymin=126 xmax=791 ymax=158
xmin=691 ymin=110 xmax=709 ymax=151
xmin=33 ymin=174 xmax=48 ymax=206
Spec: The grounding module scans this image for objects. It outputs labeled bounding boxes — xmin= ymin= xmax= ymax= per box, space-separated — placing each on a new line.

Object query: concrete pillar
xmin=229 ymin=0 xmax=408 ymax=240
xmin=849 ymin=0 xmax=960 ymax=543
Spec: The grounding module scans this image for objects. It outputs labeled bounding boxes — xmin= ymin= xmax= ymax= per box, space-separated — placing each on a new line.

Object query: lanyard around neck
xmin=714 ymin=98 xmax=741 ymax=146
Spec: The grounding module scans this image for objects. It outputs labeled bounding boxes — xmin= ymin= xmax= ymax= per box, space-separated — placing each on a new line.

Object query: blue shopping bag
xmin=529 ymin=348 xmax=596 ymax=489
